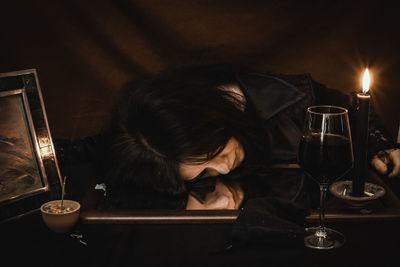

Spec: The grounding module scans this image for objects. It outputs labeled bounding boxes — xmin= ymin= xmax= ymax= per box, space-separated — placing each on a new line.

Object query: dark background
xmin=2 ymin=2 xmax=400 ymax=265
xmin=1 ymin=0 xmax=399 ymax=141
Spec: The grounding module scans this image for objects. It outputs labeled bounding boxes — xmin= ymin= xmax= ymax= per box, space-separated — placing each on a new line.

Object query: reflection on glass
xmin=0 ymin=92 xmax=43 ymax=203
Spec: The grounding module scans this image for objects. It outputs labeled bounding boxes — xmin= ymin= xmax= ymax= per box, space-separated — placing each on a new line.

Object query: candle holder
xmin=329 ymin=180 xmax=385 ymax=209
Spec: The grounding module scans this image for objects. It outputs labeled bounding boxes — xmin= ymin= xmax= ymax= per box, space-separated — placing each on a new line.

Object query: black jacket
xmin=54 ymin=71 xmax=396 ymax=208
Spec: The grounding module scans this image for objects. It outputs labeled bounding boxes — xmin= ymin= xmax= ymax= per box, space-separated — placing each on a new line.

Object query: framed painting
xmin=0 ymin=69 xmax=62 ymax=223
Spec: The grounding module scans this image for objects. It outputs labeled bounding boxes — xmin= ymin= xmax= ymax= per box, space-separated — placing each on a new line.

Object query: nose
xmin=209 ymin=156 xmax=232 ymax=175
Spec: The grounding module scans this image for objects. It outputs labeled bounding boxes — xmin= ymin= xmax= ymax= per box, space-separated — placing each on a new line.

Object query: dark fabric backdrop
xmin=1 ymin=0 xmax=399 ymax=141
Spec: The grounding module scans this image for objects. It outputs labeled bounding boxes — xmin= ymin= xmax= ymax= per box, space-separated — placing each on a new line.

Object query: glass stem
xmin=318 ymin=184 xmax=328 ymax=234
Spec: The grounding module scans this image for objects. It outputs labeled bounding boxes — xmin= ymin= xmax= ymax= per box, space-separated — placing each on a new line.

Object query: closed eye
xmin=186 ymin=169 xmax=210 ymax=184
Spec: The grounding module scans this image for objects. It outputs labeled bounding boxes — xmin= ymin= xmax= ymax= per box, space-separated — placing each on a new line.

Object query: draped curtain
xmin=1 ymin=0 xmax=398 ymax=140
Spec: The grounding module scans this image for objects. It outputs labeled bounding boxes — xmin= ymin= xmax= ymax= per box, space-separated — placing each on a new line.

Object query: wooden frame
xmin=0 ymin=69 xmax=62 ymax=223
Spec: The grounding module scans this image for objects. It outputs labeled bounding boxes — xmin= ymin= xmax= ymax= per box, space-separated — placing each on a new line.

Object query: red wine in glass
xmin=299 ymin=105 xmax=353 ymax=250
xmin=299 ymin=133 xmax=353 ymax=185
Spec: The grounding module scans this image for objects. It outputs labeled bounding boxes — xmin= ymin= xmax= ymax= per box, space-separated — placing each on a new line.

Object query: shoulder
xmin=235 ymin=71 xmax=314 ymax=120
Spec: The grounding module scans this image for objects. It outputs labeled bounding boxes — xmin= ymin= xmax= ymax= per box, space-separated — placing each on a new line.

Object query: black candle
xmin=352 ymin=69 xmax=371 ymax=197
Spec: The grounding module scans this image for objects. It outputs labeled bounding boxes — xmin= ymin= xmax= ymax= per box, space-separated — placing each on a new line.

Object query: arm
xmin=53 ymin=134 xmax=108 ymax=167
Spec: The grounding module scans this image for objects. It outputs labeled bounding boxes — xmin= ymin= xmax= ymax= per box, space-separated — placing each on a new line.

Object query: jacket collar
xmin=236 ymin=72 xmax=305 ymax=120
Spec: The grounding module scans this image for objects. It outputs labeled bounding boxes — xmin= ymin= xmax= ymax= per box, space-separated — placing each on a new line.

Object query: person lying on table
xmin=56 ymin=63 xmax=400 ymax=210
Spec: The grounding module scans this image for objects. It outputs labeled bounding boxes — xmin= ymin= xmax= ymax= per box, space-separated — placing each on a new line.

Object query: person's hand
xmin=186 ymin=179 xmax=244 ymax=210
xmin=371 ymin=149 xmax=400 ymax=178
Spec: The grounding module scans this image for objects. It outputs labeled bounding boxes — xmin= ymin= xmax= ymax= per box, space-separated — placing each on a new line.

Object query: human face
xmin=179 ymin=137 xmax=245 ymax=181
xmin=186 ymin=179 xmax=244 ymax=210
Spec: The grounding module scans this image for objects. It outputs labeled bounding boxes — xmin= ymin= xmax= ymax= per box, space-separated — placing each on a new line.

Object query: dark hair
xmin=104 ymin=64 xmax=270 ymax=208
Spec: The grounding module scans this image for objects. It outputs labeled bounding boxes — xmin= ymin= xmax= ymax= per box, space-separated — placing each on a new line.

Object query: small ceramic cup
xmin=40 ymin=199 xmax=81 ymax=233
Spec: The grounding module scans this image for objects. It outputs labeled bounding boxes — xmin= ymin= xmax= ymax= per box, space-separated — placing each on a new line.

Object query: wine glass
xmin=299 ymin=105 xmax=354 ymax=249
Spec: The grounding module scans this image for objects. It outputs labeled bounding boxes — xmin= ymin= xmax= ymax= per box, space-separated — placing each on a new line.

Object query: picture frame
xmin=0 ymin=69 xmax=62 ymax=223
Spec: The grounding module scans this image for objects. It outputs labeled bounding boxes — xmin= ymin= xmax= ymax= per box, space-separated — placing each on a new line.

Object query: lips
xmin=231 ymin=142 xmax=244 ymax=171
xmin=225 ymin=181 xmax=244 ymax=209
xmin=231 ymin=151 xmax=237 ymax=171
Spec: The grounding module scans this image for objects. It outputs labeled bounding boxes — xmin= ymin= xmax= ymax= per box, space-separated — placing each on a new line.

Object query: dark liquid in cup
xmin=299 ymin=133 xmax=353 ymax=185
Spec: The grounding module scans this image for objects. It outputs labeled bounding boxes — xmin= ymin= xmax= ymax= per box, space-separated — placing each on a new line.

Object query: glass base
xmin=304 ymin=227 xmax=345 ymax=250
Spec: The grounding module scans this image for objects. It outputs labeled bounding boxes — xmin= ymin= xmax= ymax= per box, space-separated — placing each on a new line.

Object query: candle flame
xmin=362 ymin=68 xmax=371 ymax=94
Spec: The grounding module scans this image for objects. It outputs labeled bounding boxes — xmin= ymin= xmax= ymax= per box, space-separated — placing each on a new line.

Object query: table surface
xmin=2 ymin=169 xmax=400 ymax=267
xmin=2 ymin=211 xmax=400 ymax=267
